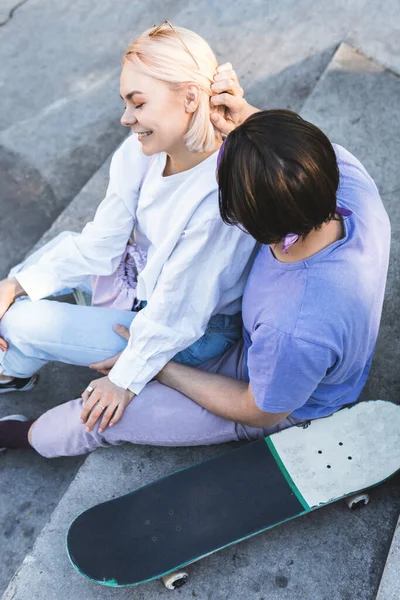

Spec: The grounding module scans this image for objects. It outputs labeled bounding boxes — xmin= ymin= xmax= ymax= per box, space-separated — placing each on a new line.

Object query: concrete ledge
xmin=0 ymin=143 xmax=121 ymax=595
xmin=346 ymin=0 xmax=400 ymax=75
xmin=3 ymin=443 xmax=400 ymax=600
xmin=377 ymin=514 xmax=400 ymax=599
xmin=30 ymin=149 xmax=115 ymax=252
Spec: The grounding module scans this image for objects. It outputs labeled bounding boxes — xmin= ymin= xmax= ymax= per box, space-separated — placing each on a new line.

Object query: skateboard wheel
xmin=162 ymin=571 xmax=189 ymax=589
xmin=345 ymin=493 xmax=370 ymax=509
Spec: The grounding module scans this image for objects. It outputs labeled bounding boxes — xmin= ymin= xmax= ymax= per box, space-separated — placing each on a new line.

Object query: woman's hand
xmin=80 ymin=375 xmax=134 ymax=433
xmin=0 ymin=278 xmax=26 ymax=351
xmin=210 ymin=63 xmax=260 ymax=135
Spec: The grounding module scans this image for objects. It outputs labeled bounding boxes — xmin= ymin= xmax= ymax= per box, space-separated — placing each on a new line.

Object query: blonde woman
xmin=0 ymin=24 xmax=256 ymax=441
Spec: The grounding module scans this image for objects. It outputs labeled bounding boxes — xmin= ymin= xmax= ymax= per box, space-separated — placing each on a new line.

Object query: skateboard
xmin=67 ymin=399 xmax=400 ymax=590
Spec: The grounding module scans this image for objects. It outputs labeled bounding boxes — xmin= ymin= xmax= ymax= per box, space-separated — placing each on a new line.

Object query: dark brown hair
xmin=218 ymin=110 xmax=340 ymax=244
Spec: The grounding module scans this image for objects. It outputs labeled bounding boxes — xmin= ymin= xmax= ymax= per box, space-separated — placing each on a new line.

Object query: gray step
xmin=0 ymin=1 xmax=27 ymax=27
xmin=346 ymin=0 xmax=400 ymax=75
xmin=377 ymin=515 xmax=400 ymax=600
xmin=30 ymin=149 xmax=115 ymax=251
xmin=3 ymin=446 xmax=400 ymax=600
xmin=0 ymin=149 xmax=117 ymax=597
xmin=3 ymin=42 xmax=400 ymax=600
xmin=0 ymin=0 xmax=152 ymax=277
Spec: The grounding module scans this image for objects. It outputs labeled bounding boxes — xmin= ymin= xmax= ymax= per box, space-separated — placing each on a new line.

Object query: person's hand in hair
xmin=210 ymin=63 xmax=259 ymax=135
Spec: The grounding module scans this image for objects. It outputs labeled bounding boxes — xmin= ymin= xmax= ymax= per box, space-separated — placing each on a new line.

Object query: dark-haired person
xmin=0 ymin=73 xmax=390 ymax=457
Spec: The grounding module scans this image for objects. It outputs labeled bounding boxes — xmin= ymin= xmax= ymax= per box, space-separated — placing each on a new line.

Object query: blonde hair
xmin=123 ymin=25 xmax=223 ymax=153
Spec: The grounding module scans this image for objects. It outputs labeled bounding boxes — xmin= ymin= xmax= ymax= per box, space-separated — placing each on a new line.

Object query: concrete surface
xmin=377 ymin=515 xmax=400 ymax=600
xmin=0 ymin=357 xmax=89 ymax=594
xmin=3 ymin=444 xmax=399 ymax=600
xmin=0 ymin=153 xmax=114 ymax=595
xmin=0 ymin=0 xmax=28 ymax=26
xmin=347 ymin=0 xmax=400 ymax=74
xmin=30 ymin=151 xmax=114 ymax=251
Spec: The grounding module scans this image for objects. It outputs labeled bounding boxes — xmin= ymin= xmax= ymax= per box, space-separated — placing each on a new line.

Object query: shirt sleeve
xmin=247 ymin=324 xmax=336 ymax=413
xmin=15 ymin=145 xmax=138 ymax=301
xmin=109 ymin=214 xmax=255 ymax=394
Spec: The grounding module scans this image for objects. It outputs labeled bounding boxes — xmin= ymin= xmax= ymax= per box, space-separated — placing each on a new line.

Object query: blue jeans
xmin=173 ymin=313 xmax=242 ymax=366
xmin=4 ymin=235 xmax=242 ymax=376
xmin=0 ymin=296 xmax=242 ymax=379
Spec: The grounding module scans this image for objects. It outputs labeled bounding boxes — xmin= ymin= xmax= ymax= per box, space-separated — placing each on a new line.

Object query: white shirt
xmin=17 ymin=135 xmax=257 ymax=394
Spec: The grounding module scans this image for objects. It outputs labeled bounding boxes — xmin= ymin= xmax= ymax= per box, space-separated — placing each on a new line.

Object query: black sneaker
xmin=0 ymin=375 xmax=38 ymax=394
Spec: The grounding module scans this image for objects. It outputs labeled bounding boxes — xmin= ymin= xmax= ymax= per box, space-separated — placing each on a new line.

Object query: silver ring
xmin=86 ymin=385 xmax=94 ymax=393
xmin=98 ymin=404 xmax=106 ymax=410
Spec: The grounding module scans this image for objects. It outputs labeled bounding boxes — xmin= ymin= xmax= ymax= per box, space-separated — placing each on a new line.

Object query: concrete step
xmin=377 ymin=515 xmax=400 ymax=600
xmin=3 ymin=42 xmax=400 ymax=600
xmin=346 ymin=0 xmax=400 ymax=75
xmin=29 ymin=148 xmax=115 ymax=251
xmin=3 ymin=450 xmax=400 ymax=600
xmin=0 ymin=148 xmax=117 ymax=596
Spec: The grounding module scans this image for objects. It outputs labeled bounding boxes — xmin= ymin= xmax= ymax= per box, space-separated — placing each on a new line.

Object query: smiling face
xmin=120 ymin=62 xmax=193 ymax=156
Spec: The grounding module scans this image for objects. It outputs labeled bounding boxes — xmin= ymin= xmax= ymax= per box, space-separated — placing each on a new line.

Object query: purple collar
xmin=282 ymin=206 xmax=353 ymax=254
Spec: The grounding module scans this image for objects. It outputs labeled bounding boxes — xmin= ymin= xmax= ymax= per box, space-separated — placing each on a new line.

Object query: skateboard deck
xmin=67 ymin=400 xmax=400 ymax=587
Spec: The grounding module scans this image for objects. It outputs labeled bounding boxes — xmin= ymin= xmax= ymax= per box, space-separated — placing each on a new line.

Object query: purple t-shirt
xmin=242 ymin=145 xmax=390 ymax=420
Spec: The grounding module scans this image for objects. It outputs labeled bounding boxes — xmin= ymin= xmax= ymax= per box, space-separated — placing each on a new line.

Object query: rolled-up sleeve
xmin=109 ymin=216 xmax=255 ymax=394
xmin=16 ymin=148 xmax=137 ymax=301
xmin=247 ymin=324 xmax=335 ymax=413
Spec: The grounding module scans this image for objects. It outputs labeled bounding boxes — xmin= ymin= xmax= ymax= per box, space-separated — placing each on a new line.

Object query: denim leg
xmin=0 ymin=297 xmax=136 ymax=378
xmin=173 ymin=313 xmax=243 ymax=366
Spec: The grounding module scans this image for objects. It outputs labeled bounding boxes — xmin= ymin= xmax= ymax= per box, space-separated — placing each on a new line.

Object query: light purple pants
xmin=31 ymin=342 xmax=304 ymax=458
